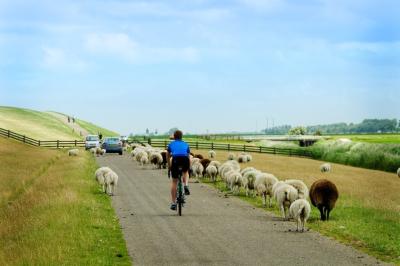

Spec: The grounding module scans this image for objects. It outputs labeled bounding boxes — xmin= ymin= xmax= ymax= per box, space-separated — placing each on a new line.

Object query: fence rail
xmin=0 ymin=128 xmax=85 ymax=148
xmin=129 ymin=138 xmax=313 ymax=158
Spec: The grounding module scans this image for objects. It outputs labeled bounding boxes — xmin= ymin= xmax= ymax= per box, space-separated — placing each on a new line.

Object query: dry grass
xmin=0 ymin=137 xmax=130 ymax=265
xmin=194 ymin=149 xmax=400 ymax=211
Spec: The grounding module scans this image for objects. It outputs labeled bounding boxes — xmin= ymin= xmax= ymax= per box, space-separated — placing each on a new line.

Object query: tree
xmin=288 ymin=126 xmax=307 ymax=135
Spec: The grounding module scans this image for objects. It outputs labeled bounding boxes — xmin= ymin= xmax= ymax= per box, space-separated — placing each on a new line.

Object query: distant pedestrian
xmin=67 ymin=116 xmax=70 ymax=123
xmin=99 ymin=132 xmax=103 ymax=140
xmin=72 ymin=117 xmax=75 ymax=123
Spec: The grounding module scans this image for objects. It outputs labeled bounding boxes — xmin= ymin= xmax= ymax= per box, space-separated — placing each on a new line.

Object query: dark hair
xmin=173 ymin=130 xmax=183 ymax=140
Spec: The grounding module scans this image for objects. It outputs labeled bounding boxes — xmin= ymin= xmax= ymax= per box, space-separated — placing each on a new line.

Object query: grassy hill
xmin=0 ymin=106 xmax=119 ymax=140
xmin=0 ymin=106 xmax=79 ymax=140
xmin=0 ymin=137 xmax=130 ymax=265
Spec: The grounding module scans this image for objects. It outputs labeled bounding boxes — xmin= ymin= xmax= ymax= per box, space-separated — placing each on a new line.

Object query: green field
xmin=0 ymin=106 xmax=80 ymax=140
xmin=0 ymin=137 xmax=130 ymax=265
xmin=76 ymin=118 xmax=119 ymax=137
xmin=329 ymin=134 xmax=400 ymax=144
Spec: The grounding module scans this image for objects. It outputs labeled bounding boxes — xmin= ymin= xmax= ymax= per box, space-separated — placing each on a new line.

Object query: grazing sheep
xmin=90 ymin=148 xmax=96 ymax=155
xmin=320 ymin=163 xmax=332 ymax=173
xmin=309 ymin=179 xmax=339 ymax=221
xmin=200 ymin=158 xmax=211 ymax=175
xmin=225 ymin=170 xmax=243 ymax=194
xmin=208 ymin=160 xmax=221 ymax=170
xmin=95 ymin=147 xmax=105 ymax=156
xmin=243 ymin=170 xmax=260 ymax=197
xmin=104 ymin=170 xmax=118 ymax=196
xmin=227 ymin=153 xmax=236 ymax=160
xmin=397 ymin=167 xmax=400 ymax=178
xmin=219 ymin=160 xmax=241 ymax=181
xmin=139 ymin=154 xmax=149 ymax=166
xmin=237 ymin=154 xmax=248 ymax=163
xmin=150 ymin=152 xmax=163 ymax=169
xmin=285 ymin=179 xmax=309 ymax=199
xmin=135 ymin=150 xmax=147 ymax=162
xmin=274 ymin=183 xmax=298 ymax=219
xmin=94 ymin=166 xmax=112 ymax=193
xmin=240 ymin=167 xmax=256 ymax=176
xmin=245 ymin=154 xmax=252 ymax=162
xmin=208 ymin=150 xmax=216 ymax=159
xmin=289 ymin=199 xmax=311 ymax=232
xmin=206 ymin=165 xmax=218 ymax=182
xmin=271 ymin=181 xmax=286 ymax=196
xmin=191 ymin=162 xmax=204 ymax=178
xmin=191 ymin=157 xmax=201 ymax=165
xmin=194 ymin=154 xmax=204 ymax=159
xmin=68 ymin=149 xmax=79 ymax=156
xmin=255 ymin=173 xmax=278 ymax=207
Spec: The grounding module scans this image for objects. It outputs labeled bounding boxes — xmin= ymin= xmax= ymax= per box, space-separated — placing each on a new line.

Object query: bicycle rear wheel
xmin=178 ymin=200 xmax=182 ymax=216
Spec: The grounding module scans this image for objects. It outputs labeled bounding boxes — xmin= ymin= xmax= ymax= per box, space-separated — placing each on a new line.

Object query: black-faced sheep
xmin=208 ymin=150 xmax=216 ymax=159
xmin=309 ymin=179 xmax=339 ymax=221
xmin=320 ymin=163 xmax=332 ymax=173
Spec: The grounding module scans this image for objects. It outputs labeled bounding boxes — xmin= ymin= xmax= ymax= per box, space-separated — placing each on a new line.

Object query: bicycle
xmin=168 ymin=167 xmax=184 ymax=216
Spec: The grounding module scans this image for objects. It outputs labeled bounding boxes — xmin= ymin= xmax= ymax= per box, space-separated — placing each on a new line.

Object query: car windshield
xmin=106 ymin=138 xmax=120 ymax=144
xmin=86 ymin=136 xmax=99 ymax=141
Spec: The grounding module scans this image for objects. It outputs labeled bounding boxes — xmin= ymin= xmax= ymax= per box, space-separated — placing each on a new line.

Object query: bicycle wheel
xmin=178 ymin=199 xmax=182 ymax=216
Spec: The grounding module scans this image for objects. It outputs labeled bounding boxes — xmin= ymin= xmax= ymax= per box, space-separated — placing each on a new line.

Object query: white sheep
xmin=397 ymin=167 xmax=400 ymax=178
xmin=208 ymin=150 xmax=216 ymax=159
xmin=245 ymin=154 xmax=252 ymax=162
xmin=95 ymin=147 xmax=105 ymax=156
xmin=255 ymin=173 xmax=278 ymax=207
xmin=149 ymin=152 xmax=163 ymax=169
xmin=192 ymin=162 xmax=204 ymax=178
xmin=104 ymin=170 xmax=118 ymax=196
xmin=225 ymin=170 xmax=243 ymax=194
xmin=240 ymin=167 xmax=256 ymax=176
xmin=205 ymin=165 xmax=218 ymax=182
xmin=289 ymin=199 xmax=311 ymax=232
xmin=139 ymin=154 xmax=149 ymax=166
xmin=191 ymin=157 xmax=201 ymax=165
xmin=242 ymin=170 xmax=260 ymax=197
xmin=271 ymin=180 xmax=286 ymax=196
xmin=68 ymin=149 xmax=79 ymax=156
xmin=285 ymin=179 xmax=309 ymax=199
xmin=90 ymin=148 xmax=96 ymax=155
xmin=208 ymin=160 xmax=221 ymax=170
xmin=95 ymin=166 xmax=112 ymax=193
xmin=237 ymin=154 xmax=248 ymax=163
xmin=135 ymin=150 xmax=147 ymax=162
xmin=227 ymin=153 xmax=236 ymax=160
xmin=320 ymin=163 xmax=331 ymax=173
xmin=219 ymin=160 xmax=240 ymax=180
xmin=274 ymin=183 xmax=298 ymax=219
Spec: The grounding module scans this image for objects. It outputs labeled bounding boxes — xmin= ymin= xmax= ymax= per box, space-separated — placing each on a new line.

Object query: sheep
xmin=289 ymin=199 xmax=311 ymax=232
xmin=94 ymin=166 xmax=112 ymax=193
xmin=150 ymin=152 xmax=163 ymax=169
xmin=104 ymin=170 xmax=118 ymax=196
xmin=227 ymin=153 xmax=236 ymax=160
xmin=194 ymin=154 xmax=204 ymax=159
xmin=225 ymin=170 xmax=243 ymax=194
xmin=274 ymin=183 xmax=298 ymax=220
xmin=285 ymin=179 xmax=309 ymax=199
xmin=205 ymin=165 xmax=218 ymax=182
xmin=219 ymin=160 xmax=240 ymax=180
xmin=68 ymin=149 xmax=79 ymax=156
xmin=139 ymin=154 xmax=149 ymax=166
xmin=200 ymin=158 xmax=211 ymax=175
xmin=242 ymin=170 xmax=260 ymax=197
xmin=191 ymin=162 xmax=204 ymax=178
xmin=95 ymin=147 xmax=105 ymax=156
xmin=255 ymin=173 xmax=278 ymax=207
xmin=309 ymin=179 xmax=339 ymax=221
xmin=240 ymin=167 xmax=256 ymax=176
xmin=397 ymin=167 xmax=400 ymax=178
xmin=237 ymin=154 xmax=248 ymax=163
xmin=271 ymin=181 xmax=286 ymax=196
xmin=208 ymin=150 xmax=216 ymax=159
xmin=135 ymin=150 xmax=147 ymax=162
xmin=161 ymin=151 xmax=167 ymax=169
xmin=320 ymin=163 xmax=332 ymax=173
xmin=208 ymin=160 xmax=221 ymax=171
xmin=90 ymin=148 xmax=96 ymax=155
xmin=191 ymin=157 xmax=201 ymax=165
xmin=245 ymin=154 xmax=252 ymax=162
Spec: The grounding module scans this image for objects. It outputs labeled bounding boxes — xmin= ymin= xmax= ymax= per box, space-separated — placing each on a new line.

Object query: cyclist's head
xmin=173 ymin=130 xmax=183 ymax=140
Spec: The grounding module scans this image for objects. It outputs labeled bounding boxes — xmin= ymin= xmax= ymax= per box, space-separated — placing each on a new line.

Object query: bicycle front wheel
xmin=178 ymin=201 xmax=182 ymax=216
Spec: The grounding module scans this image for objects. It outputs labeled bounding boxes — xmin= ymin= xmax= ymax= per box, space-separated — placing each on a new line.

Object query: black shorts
xmin=171 ymin=156 xmax=190 ymax=179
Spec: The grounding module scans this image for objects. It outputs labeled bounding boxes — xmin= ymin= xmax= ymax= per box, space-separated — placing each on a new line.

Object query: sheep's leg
xmin=297 ymin=217 xmax=300 ymax=232
xmin=262 ymin=193 xmax=266 ymax=207
xmin=280 ymin=204 xmax=285 ymax=219
xmin=318 ymin=206 xmax=326 ymax=221
xmin=326 ymin=208 xmax=331 ymax=221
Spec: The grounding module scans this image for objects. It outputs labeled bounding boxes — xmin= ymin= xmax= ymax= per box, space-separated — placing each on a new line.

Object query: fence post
xmin=57 ymin=140 xmax=59 ymax=149
xmin=38 ymin=140 xmax=41 ymax=146
xmin=273 ymin=148 xmax=276 ymax=154
xmin=7 ymin=130 xmax=10 ymax=137
xmin=211 ymin=142 xmax=214 ymax=150
xmin=243 ymin=145 xmax=246 ymax=152
xmin=259 ymin=146 xmax=262 ymax=153
xmin=23 ymin=135 xmax=26 ymax=143
xmin=75 ymin=140 xmax=77 ymax=147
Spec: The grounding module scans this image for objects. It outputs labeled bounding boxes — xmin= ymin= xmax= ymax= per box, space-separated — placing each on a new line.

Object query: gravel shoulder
xmin=96 ymin=154 xmax=389 ymax=266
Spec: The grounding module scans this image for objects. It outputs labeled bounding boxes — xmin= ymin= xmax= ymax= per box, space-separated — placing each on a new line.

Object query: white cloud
xmin=84 ymin=33 xmax=137 ymax=61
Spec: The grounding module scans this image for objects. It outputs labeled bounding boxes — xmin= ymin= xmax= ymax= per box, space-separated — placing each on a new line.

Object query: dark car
xmin=101 ymin=137 xmax=123 ymax=155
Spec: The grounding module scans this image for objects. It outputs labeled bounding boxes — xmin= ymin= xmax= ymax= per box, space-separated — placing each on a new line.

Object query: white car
xmin=85 ymin=135 xmax=100 ymax=150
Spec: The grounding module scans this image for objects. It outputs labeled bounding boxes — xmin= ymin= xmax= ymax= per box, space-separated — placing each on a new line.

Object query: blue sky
xmin=0 ymin=0 xmax=399 ymax=134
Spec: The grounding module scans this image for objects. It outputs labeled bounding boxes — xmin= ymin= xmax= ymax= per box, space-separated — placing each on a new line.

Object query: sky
xmin=0 ymin=0 xmax=399 ymax=135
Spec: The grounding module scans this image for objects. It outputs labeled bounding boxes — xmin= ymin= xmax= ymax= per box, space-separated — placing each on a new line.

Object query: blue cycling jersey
xmin=167 ymin=140 xmax=190 ymax=157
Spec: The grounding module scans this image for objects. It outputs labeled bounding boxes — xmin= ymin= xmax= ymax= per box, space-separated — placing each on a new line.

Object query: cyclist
xmin=167 ymin=130 xmax=191 ymax=211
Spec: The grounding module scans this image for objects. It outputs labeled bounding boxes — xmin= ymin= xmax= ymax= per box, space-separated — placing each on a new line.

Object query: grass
xmin=76 ymin=119 xmax=119 ymax=137
xmin=192 ymin=149 xmax=400 ymax=265
xmin=329 ymin=134 xmax=400 ymax=144
xmin=309 ymin=140 xmax=400 ymax=173
xmin=0 ymin=106 xmax=80 ymax=140
xmin=0 ymin=137 xmax=130 ymax=265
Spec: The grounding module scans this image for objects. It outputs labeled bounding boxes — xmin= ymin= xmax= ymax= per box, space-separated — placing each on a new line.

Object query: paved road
xmin=97 ymin=154 xmax=388 ymax=266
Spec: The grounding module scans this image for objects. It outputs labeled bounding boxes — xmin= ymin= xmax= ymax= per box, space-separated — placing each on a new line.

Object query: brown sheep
xmin=200 ymin=158 xmax=211 ymax=175
xmin=194 ymin=154 xmax=204 ymax=159
xmin=309 ymin=179 xmax=339 ymax=221
xmin=161 ymin=151 xmax=167 ymax=169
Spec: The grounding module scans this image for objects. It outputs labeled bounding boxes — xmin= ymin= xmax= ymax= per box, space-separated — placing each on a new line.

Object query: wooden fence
xmin=0 ymin=128 xmax=85 ymax=148
xmin=130 ymin=138 xmax=313 ymax=158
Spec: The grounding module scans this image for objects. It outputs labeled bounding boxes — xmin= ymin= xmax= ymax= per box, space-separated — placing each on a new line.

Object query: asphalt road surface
xmin=96 ymin=154 xmax=388 ymax=266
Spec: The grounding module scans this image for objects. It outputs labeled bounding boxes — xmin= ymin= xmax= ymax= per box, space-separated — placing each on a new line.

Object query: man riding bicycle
xmin=167 ymin=130 xmax=190 ymax=211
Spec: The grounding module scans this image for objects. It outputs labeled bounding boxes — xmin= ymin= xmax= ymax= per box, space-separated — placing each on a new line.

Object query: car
xmin=102 ymin=137 xmax=123 ymax=155
xmin=85 ymin=135 xmax=100 ymax=150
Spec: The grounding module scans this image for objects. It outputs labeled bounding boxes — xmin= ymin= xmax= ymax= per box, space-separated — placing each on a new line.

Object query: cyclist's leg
xmin=171 ymin=177 xmax=178 ymax=203
xmin=182 ymin=170 xmax=189 ymax=185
